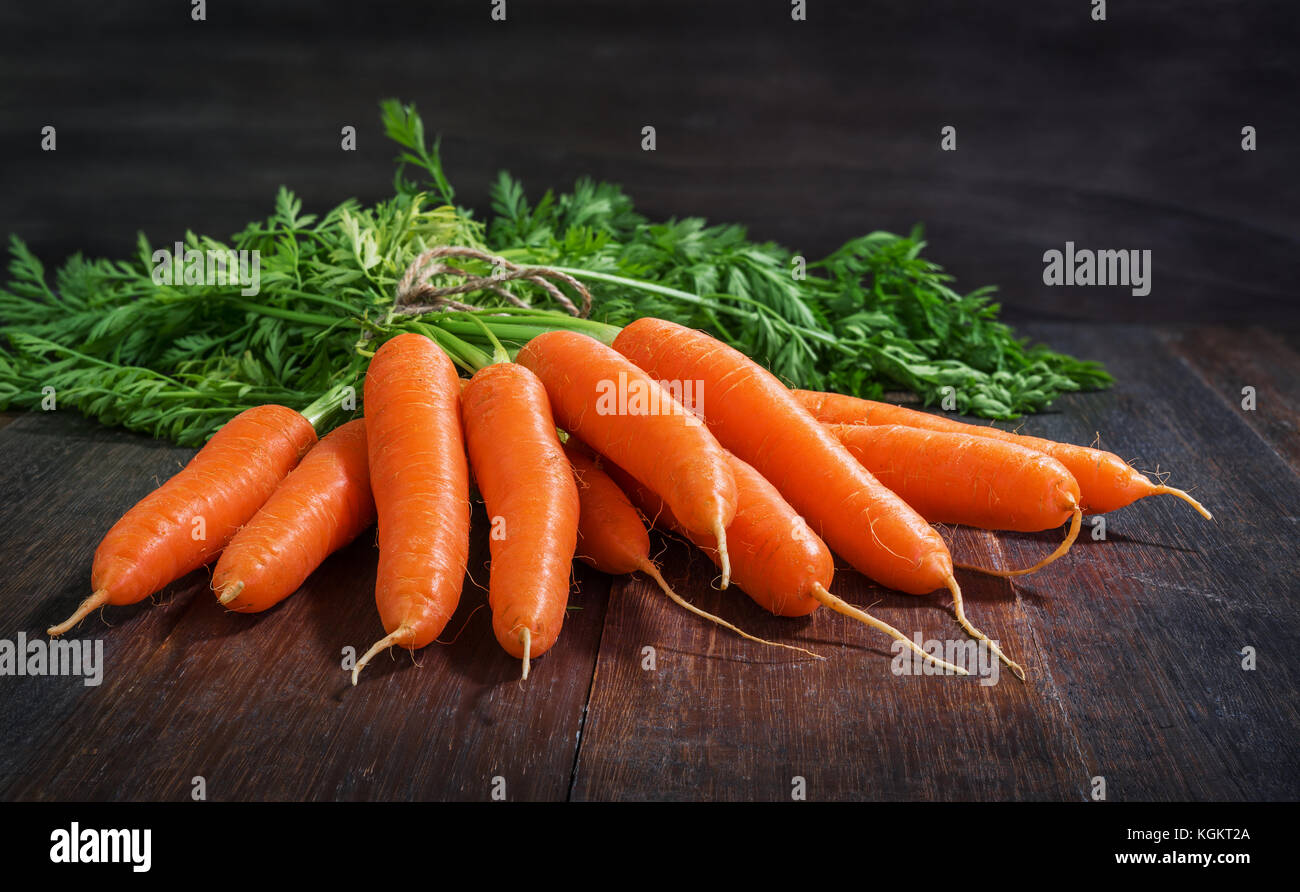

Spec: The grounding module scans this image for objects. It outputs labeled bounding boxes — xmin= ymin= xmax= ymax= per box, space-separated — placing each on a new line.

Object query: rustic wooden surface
xmin=0 ymin=322 xmax=1296 ymax=801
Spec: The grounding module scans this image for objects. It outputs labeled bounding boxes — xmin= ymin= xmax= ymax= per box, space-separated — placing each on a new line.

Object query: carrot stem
xmin=430 ymin=305 xmax=622 ymax=344
xmin=47 ymin=589 xmax=110 ymax=637
xmin=809 ymin=583 xmax=969 ymax=675
xmin=1151 ymin=485 xmax=1213 ymax=520
xmin=639 ymin=561 xmax=823 ymax=660
xmin=297 ymin=383 xmax=358 ymax=432
xmin=547 ymin=266 xmax=842 ymax=350
xmin=352 ymin=625 xmax=415 ymax=686
xmin=944 ymin=576 xmax=1026 ymax=681
xmin=408 ymin=322 xmax=493 ymax=374
xmin=956 ymin=507 xmax=1083 ymax=578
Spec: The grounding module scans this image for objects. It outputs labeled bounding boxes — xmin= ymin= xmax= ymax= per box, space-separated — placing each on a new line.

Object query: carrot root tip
xmin=639 ymin=560 xmax=823 ymax=660
xmin=810 ymin=583 xmax=968 ymax=676
xmin=520 ymin=627 xmax=531 ymax=682
xmin=955 ymin=507 xmax=1083 ymax=579
xmin=217 ymin=580 xmax=244 ymax=607
xmin=946 ymin=577 xmax=1026 ymax=681
xmin=47 ymin=590 xmax=110 ymax=638
xmin=712 ymin=521 xmax=731 ymax=589
xmin=1152 ymin=485 xmax=1213 ymax=520
xmin=351 ymin=625 xmax=414 ymax=686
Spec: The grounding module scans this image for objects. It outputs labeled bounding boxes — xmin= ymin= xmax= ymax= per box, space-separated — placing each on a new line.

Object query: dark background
xmin=0 ymin=0 xmax=1296 ymax=323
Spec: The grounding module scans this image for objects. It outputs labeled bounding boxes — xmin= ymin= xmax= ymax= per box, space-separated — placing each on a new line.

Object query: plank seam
xmin=566 ymin=574 xmax=619 ymax=801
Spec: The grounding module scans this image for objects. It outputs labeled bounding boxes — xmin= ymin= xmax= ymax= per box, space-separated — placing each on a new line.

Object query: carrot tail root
xmin=945 ymin=576 xmax=1026 ymax=681
xmin=47 ymin=589 xmax=110 ymax=637
xmin=351 ymin=625 xmax=414 ymax=686
xmin=639 ymin=561 xmax=823 ymax=660
xmin=809 ymin=583 xmax=969 ymax=676
xmin=216 ymin=580 xmax=244 ymax=606
xmin=1152 ymin=485 xmax=1213 ymax=520
xmin=956 ymin=507 xmax=1083 ymax=578
xmin=712 ymin=520 xmax=731 ymax=589
xmin=520 ymin=627 xmax=531 ymax=681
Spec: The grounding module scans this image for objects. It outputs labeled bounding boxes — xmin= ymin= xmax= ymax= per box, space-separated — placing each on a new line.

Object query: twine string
xmin=392 ymin=246 xmax=592 ymax=318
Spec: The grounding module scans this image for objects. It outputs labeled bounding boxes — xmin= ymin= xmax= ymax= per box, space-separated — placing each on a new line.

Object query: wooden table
xmin=1 ymin=323 xmax=1296 ymax=801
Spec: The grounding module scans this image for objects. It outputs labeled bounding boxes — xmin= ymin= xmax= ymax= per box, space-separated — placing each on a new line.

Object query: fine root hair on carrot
xmin=956 ymin=507 xmax=1084 ymax=578
xmin=945 ymin=576 xmax=1026 ymax=681
xmin=352 ymin=624 xmax=415 ymax=686
xmin=712 ymin=520 xmax=731 ymax=589
xmin=809 ymin=583 xmax=968 ymax=676
xmin=1151 ymin=485 xmax=1213 ymax=520
xmin=216 ymin=580 xmax=244 ymax=606
xmin=520 ymin=627 xmax=531 ymax=681
xmin=47 ymin=590 xmax=110 ymax=637
xmin=435 ymin=604 xmax=487 ymax=646
xmin=639 ymin=561 xmax=823 ymax=660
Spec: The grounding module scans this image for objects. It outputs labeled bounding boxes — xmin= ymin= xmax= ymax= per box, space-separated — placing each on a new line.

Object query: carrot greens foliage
xmin=0 ymin=100 xmax=1109 ymax=445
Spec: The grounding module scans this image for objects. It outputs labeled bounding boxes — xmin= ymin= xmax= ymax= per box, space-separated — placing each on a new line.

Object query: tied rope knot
xmin=392 ymin=246 xmax=592 ymax=319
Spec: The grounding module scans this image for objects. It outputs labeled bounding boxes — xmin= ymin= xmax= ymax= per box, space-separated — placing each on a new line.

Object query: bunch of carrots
xmin=46 ymin=317 xmax=1211 ymax=682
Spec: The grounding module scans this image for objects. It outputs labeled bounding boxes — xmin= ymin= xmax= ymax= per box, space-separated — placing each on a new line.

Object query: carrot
xmin=565 ymin=441 xmax=819 ymax=659
xmin=795 ymin=390 xmax=1212 ymax=519
xmin=213 ymin=419 xmax=375 ymax=613
xmin=461 ymin=362 xmax=579 ymax=678
xmin=828 ymin=423 xmax=1084 ymax=577
xmin=352 ymin=333 xmax=471 ymax=684
xmin=47 ymin=404 xmax=318 ymax=636
xmin=606 ymin=451 xmax=968 ymax=674
xmin=614 ymin=317 xmax=1023 ymax=678
xmin=517 ymin=329 xmax=737 ymax=587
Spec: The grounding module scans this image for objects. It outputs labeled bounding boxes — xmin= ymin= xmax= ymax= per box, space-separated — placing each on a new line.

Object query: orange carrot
xmin=213 ymin=419 xmax=375 ymax=613
xmin=565 ymin=441 xmax=818 ymax=658
xmin=462 ymin=362 xmax=579 ymax=678
xmin=614 ymin=317 xmax=1023 ymax=678
xmin=795 ymin=390 xmax=1211 ymax=519
xmin=827 ymin=423 xmax=1084 ymax=577
xmin=352 ymin=333 xmax=470 ymax=684
xmin=606 ymin=451 xmax=967 ymax=674
xmin=565 ymin=442 xmax=655 ymax=579
xmin=517 ymin=329 xmax=737 ymax=587
xmin=47 ymin=404 xmax=317 ymax=636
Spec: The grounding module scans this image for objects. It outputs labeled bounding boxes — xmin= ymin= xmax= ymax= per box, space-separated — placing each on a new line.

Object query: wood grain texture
xmin=0 ymin=324 xmax=1297 ymax=801
xmin=569 ymin=542 xmax=1084 ymax=801
xmin=999 ymin=324 xmax=1300 ymax=800
xmin=1160 ymin=326 xmax=1300 ymax=474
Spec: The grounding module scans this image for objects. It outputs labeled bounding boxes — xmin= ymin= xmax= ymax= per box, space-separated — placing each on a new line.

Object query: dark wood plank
xmin=1006 ymin=323 xmax=1300 ymax=800
xmin=571 ymin=323 xmax=1300 ymax=801
xmin=1159 ymin=326 xmax=1300 ymax=474
xmin=0 ymin=413 xmax=608 ymax=801
xmin=571 ymin=542 xmax=1088 ymax=801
